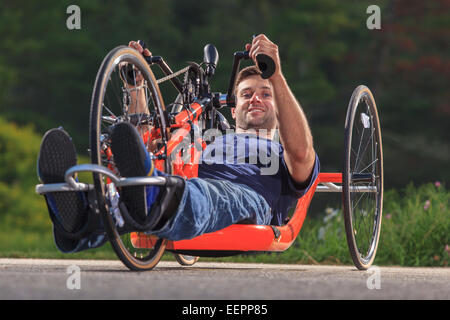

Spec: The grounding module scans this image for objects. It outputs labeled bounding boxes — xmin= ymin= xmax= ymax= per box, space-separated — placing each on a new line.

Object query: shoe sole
xmin=110 ymin=123 xmax=151 ymax=225
xmin=38 ymin=128 xmax=87 ymax=233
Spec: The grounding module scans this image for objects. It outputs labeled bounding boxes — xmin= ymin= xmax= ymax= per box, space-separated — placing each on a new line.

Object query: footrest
xmin=36 ymin=164 xmax=171 ymax=195
xmin=36 ymin=182 xmax=93 ymax=194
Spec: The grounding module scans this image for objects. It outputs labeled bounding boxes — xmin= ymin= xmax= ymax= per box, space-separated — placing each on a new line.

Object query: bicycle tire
xmin=342 ymin=85 xmax=383 ymax=270
xmin=89 ymin=46 xmax=170 ymax=271
xmin=173 ymin=253 xmax=200 ymax=266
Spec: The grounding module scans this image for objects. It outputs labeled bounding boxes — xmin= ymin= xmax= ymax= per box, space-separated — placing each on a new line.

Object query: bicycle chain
xmin=156 ymin=66 xmax=191 ymax=84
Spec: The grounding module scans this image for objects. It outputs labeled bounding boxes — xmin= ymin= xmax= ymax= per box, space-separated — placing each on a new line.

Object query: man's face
xmin=232 ymin=75 xmax=277 ymax=131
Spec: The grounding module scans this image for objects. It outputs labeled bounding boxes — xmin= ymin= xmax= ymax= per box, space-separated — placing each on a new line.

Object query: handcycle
xmin=36 ymin=38 xmax=383 ymax=271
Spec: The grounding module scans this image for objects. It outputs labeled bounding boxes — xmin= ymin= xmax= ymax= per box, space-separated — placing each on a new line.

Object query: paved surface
xmin=0 ymin=258 xmax=449 ymax=300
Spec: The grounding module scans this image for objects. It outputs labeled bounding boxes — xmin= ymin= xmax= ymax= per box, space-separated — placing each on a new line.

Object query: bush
xmin=289 ymin=182 xmax=450 ymax=267
xmin=377 ymin=182 xmax=449 ymax=266
xmin=0 ymin=117 xmax=102 ymax=257
xmin=0 ymin=118 xmax=48 ymax=227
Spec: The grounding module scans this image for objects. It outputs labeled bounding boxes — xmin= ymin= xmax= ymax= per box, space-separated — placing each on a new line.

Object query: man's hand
xmin=122 ymin=41 xmax=152 ymax=87
xmin=119 ymin=40 xmax=153 ymax=114
xmin=245 ymin=34 xmax=282 ymax=80
xmin=128 ymin=40 xmax=152 ymax=57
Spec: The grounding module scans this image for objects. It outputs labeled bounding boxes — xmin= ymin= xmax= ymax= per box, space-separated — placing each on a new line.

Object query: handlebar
xmin=224 ymin=48 xmax=275 ymax=108
xmin=136 ymin=38 xmax=275 ymax=109
xmin=225 ymin=50 xmax=248 ymax=107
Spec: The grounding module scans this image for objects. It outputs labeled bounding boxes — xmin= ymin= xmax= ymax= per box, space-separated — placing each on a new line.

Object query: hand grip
xmin=204 ymin=44 xmax=219 ymax=77
xmin=256 ymin=53 xmax=275 ymax=79
xmin=250 ymin=35 xmax=276 ymax=79
xmin=137 ymin=40 xmax=154 ymax=65
xmin=137 ymin=40 xmax=147 ymax=50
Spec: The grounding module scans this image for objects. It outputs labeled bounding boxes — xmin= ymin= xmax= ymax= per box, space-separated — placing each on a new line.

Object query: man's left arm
xmin=249 ymin=34 xmax=316 ymax=184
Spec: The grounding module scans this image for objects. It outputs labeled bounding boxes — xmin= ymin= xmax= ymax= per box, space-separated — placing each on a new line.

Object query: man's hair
xmin=234 ymin=65 xmax=262 ymax=94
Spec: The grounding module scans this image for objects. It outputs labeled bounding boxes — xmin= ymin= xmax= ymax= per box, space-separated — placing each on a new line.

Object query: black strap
xmin=118 ymin=176 xmax=185 ymax=232
xmin=45 ymin=190 xmax=100 ymax=240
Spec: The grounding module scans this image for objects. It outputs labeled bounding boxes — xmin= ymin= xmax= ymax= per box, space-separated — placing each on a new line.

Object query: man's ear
xmin=231 ymin=107 xmax=236 ymax=119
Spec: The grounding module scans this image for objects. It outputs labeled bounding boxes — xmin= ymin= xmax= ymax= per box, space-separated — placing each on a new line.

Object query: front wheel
xmin=342 ymin=85 xmax=383 ymax=270
xmin=89 ymin=46 xmax=171 ymax=271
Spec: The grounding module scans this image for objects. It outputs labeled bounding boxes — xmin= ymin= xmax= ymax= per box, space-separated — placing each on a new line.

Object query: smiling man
xmin=232 ymin=71 xmax=277 ymax=133
xmin=197 ymin=35 xmax=319 ymax=227
xmin=232 ymin=37 xmax=317 ymax=184
xmin=37 ymin=34 xmax=320 ymax=253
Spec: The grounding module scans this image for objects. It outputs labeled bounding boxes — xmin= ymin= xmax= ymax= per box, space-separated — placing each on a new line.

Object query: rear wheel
xmin=90 ymin=46 xmax=171 ymax=271
xmin=342 ymin=85 xmax=383 ymax=270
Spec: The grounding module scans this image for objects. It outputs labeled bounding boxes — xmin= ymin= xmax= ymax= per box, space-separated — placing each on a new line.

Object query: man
xmin=37 ymin=34 xmax=319 ymax=252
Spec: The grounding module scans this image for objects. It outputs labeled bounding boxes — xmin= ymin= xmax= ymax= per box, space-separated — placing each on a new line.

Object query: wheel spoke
xmin=358 ymin=158 xmax=378 ymax=174
xmin=353 ymin=124 xmax=375 ymax=173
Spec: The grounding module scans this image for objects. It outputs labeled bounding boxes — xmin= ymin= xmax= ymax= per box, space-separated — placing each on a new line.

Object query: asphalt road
xmin=0 ymin=258 xmax=449 ymax=300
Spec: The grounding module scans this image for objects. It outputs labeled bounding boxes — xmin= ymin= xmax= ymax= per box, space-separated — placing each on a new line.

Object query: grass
xmin=376 ymin=182 xmax=449 ymax=266
xmin=0 ymin=182 xmax=448 ymax=267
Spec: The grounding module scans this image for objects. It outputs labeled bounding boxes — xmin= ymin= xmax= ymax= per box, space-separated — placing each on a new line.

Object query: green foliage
xmin=0 ymin=117 xmax=47 ymax=227
xmin=290 ymin=182 xmax=449 ymax=267
xmin=0 ymin=117 xmax=96 ymax=256
xmin=378 ymin=182 xmax=449 ymax=266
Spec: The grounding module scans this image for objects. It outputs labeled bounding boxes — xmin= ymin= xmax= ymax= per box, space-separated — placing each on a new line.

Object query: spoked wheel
xmin=90 ymin=46 xmax=171 ymax=271
xmin=342 ymin=85 xmax=383 ymax=270
xmin=173 ymin=253 xmax=200 ymax=266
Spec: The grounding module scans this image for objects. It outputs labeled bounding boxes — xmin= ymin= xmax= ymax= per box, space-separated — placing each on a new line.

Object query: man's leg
xmin=151 ymin=178 xmax=272 ymax=241
xmin=38 ymin=128 xmax=106 ymax=253
xmin=111 ymin=122 xmax=272 ymax=242
xmin=38 ymin=124 xmax=178 ymax=253
xmin=110 ymin=122 xmax=185 ymax=231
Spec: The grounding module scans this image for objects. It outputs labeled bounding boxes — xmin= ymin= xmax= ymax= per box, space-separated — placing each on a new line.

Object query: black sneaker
xmin=110 ymin=122 xmax=157 ymax=225
xmin=37 ymin=128 xmax=89 ymax=251
xmin=110 ymin=122 xmax=186 ymax=232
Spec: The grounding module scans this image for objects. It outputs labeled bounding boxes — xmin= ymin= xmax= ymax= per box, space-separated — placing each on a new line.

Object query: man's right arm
xmin=122 ymin=41 xmax=152 ymax=114
xmin=248 ymin=34 xmax=316 ymax=185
